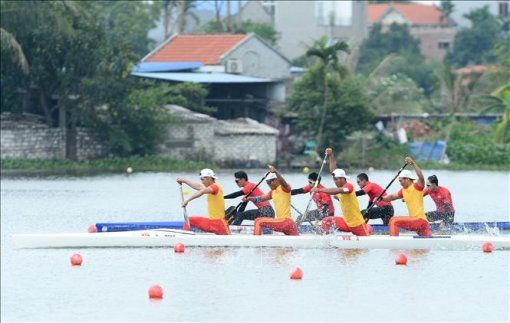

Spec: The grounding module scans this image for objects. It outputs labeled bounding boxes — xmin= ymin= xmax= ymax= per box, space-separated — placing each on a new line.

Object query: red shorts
xmin=254 ymin=217 xmax=299 ymax=236
xmin=321 ymin=216 xmax=370 ymax=236
xmin=183 ymin=216 xmax=231 ymax=235
xmin=389 ymin=216 xmax=431 ymax=236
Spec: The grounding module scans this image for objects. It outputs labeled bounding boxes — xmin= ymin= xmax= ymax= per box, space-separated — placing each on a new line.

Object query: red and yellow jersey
xmin=398 ymin=183 xmax=426 ymax=220
xmin=336 ymin=183 xmax=365 ymax=227
xmin=243 ymin=181 xmax=271 ymax=208
xmin=269 ymin=185 xmax=292 ymax=219
xmin=207 ymin=183 xmax=225 ymax=220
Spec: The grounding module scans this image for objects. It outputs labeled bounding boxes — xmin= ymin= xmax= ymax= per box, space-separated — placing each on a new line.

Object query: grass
xmin=0 ymin=156 xmax=211 ymax=173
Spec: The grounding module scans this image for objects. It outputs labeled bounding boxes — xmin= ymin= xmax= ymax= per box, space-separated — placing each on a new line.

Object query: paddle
xmin=179 ymin=184 xmax=191 ymax=229
xmin=363 ymin=163 xmax=408 ymax=222
xmin=226 ymin=171 xmax=270 ymax=224
xmin=295 ymin=153 xmax=328 ymax=226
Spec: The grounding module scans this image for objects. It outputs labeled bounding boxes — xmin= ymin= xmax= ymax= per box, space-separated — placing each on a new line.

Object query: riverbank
xmin=1 ymin=156 xmax=508 ymax=175
xmin=0 ymin=156 xmax=211 ymax=175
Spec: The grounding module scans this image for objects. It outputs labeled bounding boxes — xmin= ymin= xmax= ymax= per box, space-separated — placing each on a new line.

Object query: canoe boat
xmin=94 ymin=221 xmax=510 ymax=234
xmin=12 ymin=229 xmax=510 ymax=250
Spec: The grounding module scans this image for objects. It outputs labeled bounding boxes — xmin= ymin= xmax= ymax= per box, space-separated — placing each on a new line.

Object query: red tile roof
xmin=144 ymin=34 xmax=247 ymax=65
xmin=368 ymin=2 xmax=448 ymax=25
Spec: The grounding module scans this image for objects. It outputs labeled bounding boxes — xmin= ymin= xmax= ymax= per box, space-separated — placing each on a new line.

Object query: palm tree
xmin=305 ymin=36 xmax=350 ymax=151
xmin=477 ymin=83 xmax=510 ymax=143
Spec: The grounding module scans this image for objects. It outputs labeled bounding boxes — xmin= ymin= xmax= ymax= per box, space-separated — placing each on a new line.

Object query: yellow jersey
xmin=398 ymin=183 xmax=426 ymax=220
xmin=269 ymin=185 xmax=292 ymax=219
xmin=337 ymin=183 xmax=365 ymax=227
xmin=207 ymin=183 xmax=225 ymax=220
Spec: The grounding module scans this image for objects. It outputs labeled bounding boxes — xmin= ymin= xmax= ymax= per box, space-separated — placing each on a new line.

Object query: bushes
xmin=447 ymin=122 xmax=510 ymax=166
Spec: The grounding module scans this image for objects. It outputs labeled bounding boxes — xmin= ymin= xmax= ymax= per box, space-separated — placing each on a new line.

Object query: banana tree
xmin=477 ymin=83 xmax=510 ymax=143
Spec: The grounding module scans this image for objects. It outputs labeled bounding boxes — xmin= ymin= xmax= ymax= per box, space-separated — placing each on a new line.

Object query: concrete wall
xmin=222 ymin=35 xmax=291 ymax=80
xmin=0 ymin=123 xmax=106 ymax=161
xmin=214 ymin=133 xmax=277 ymax=165
xmin=411 ymin=27 xmax=456 ymax=61
xmin=1 ymin=126 xmax=65 ymax=160
xmin=158 ymin=121 xmax=216 ymax=161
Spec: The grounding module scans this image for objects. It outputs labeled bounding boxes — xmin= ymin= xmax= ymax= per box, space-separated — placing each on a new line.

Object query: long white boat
xmin=12 ymin=229 xmax=510 ymax=250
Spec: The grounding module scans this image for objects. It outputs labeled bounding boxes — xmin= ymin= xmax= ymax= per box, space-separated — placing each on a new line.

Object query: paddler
xmin=355 ymin=173 xmax=394 ymax=225
xmin=244 ymin=165 xmax=299 ymax=236
xmin=223 ymin=170 xmax=275 ymax=225
xmin=291 ymin=172 xmax=335 ymax=222
xmin=311 ymin=148 xmax=370 ymax=236
xmin=178 ymin=168 xmax=231 ymax=235
xmin=380 ymin=157 xmax=432 ymax=236
xmin=423 ymin=174 xmax=455 ymax=226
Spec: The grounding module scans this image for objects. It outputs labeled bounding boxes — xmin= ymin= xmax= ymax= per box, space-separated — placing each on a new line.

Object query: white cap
xmin=266 ymin=172 xmax=278 ymax=180
xmin=199 ymin=168 xmax=217 ymax=179
xmin=398 ymin=169 xmax=417 ymax=180
xmin=332 ymin=169 xmax=349 ymax=179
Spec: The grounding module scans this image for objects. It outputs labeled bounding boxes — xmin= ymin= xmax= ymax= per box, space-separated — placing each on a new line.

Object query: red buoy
xmin=290 ymin=267 xmax=303 ymax=279
xmin=148 ymin=285 xmax=164 ymax=299
xmin=88 ymin=225 xmax=97 ymax=233
xmin=482 ymin=242 xmax=493 ymax=253
xmin=395 ymin=253 xmax=407 ymax=265
xmin=174 ymin=243 xmax=185 ymax=253
xmin=70 ymin=253 xmax=83 ymax=266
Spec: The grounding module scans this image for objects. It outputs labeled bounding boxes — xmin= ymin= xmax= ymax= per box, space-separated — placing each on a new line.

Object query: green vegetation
xmin=446 ymin=6 xmax=503 ymax=67
xmin=286 ymin=37 xmax=373 ymax=152
xmin=0 ymin=156 xmax=210 ymax=173
xmin=1 ymin=1 xmax=211 ymax=157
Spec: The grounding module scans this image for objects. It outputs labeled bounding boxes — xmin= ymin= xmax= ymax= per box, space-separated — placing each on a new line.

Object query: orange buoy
xmin=174 ymin=243 xmax=185 ymax=253
xmin=70 ymin=253 xmax=83 ymax=266
xmin=395 ymin=253 xmax=407 ymax=265
xmin=366 ymin=224 xmax=373 ymax=235
xmin=482 ymin=242 xmax=493 ymax=253
xmin=88 ymin=225 xmax=97 ymax=233
xmin=148 ymin=285 xmax=164 ymax=299
xmin=290 ymin=267 xmax=303 ymax=279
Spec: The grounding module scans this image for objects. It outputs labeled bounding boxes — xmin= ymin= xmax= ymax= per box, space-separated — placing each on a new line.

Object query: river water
xmin=1 ymin=169 xmax=509 ymax=322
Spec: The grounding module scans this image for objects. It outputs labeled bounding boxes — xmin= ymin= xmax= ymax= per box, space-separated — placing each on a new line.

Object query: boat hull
xmin=12 ymin=230 xmax=510 ymax=250
xmin=94 ymin=221 xmax=510 ymax=234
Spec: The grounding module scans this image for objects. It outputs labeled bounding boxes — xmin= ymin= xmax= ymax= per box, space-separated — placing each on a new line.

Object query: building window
xmin=438 ymin=41 xmax=450 ymax=49
xmin=315 ymin=1 xmax=353 ymax=26
xmin=499 ymin=1 xmax=509 ymax=18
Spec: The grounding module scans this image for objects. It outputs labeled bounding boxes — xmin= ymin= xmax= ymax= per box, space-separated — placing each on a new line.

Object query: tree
xmin=439 ymin=0 xmax=455 ymax=24
xmin=305 ymin=36 xmax=350 ymax=150
xmin=90 ymin=1 xmax=160 ymax=58
xmin=446 ymin=6 xmax=502 ymax=67
xmin=202 ymin=19 xmax=279 ymax=46
xmin=287 ymin=64 xmax=373 ymax=152
xmin=0 ymin=0 xmax=208 ymax=157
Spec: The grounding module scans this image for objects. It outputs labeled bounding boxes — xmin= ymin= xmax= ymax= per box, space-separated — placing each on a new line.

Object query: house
xmin=133 ymin=33 xmax=291 ymax=123
xmin=368 ymin=2 xmax=457 ymax=61
xmin=235 ymin=1 xmax=369 ymax=60
xmin=161 ymin=105 xmax=279 ymax=166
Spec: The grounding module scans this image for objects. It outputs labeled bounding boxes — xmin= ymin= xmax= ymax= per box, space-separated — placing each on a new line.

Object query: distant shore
xmin=1 ymin=157 xmax=508 ymax=176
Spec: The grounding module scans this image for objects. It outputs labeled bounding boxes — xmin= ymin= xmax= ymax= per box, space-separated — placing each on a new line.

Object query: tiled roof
xmin=144 ymin=34 xmax=247 ymax=65
xmin=369 ymin=2 xmax=450 ymax=25
xmin=368 ymin=4 xmax=389 ymax=23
